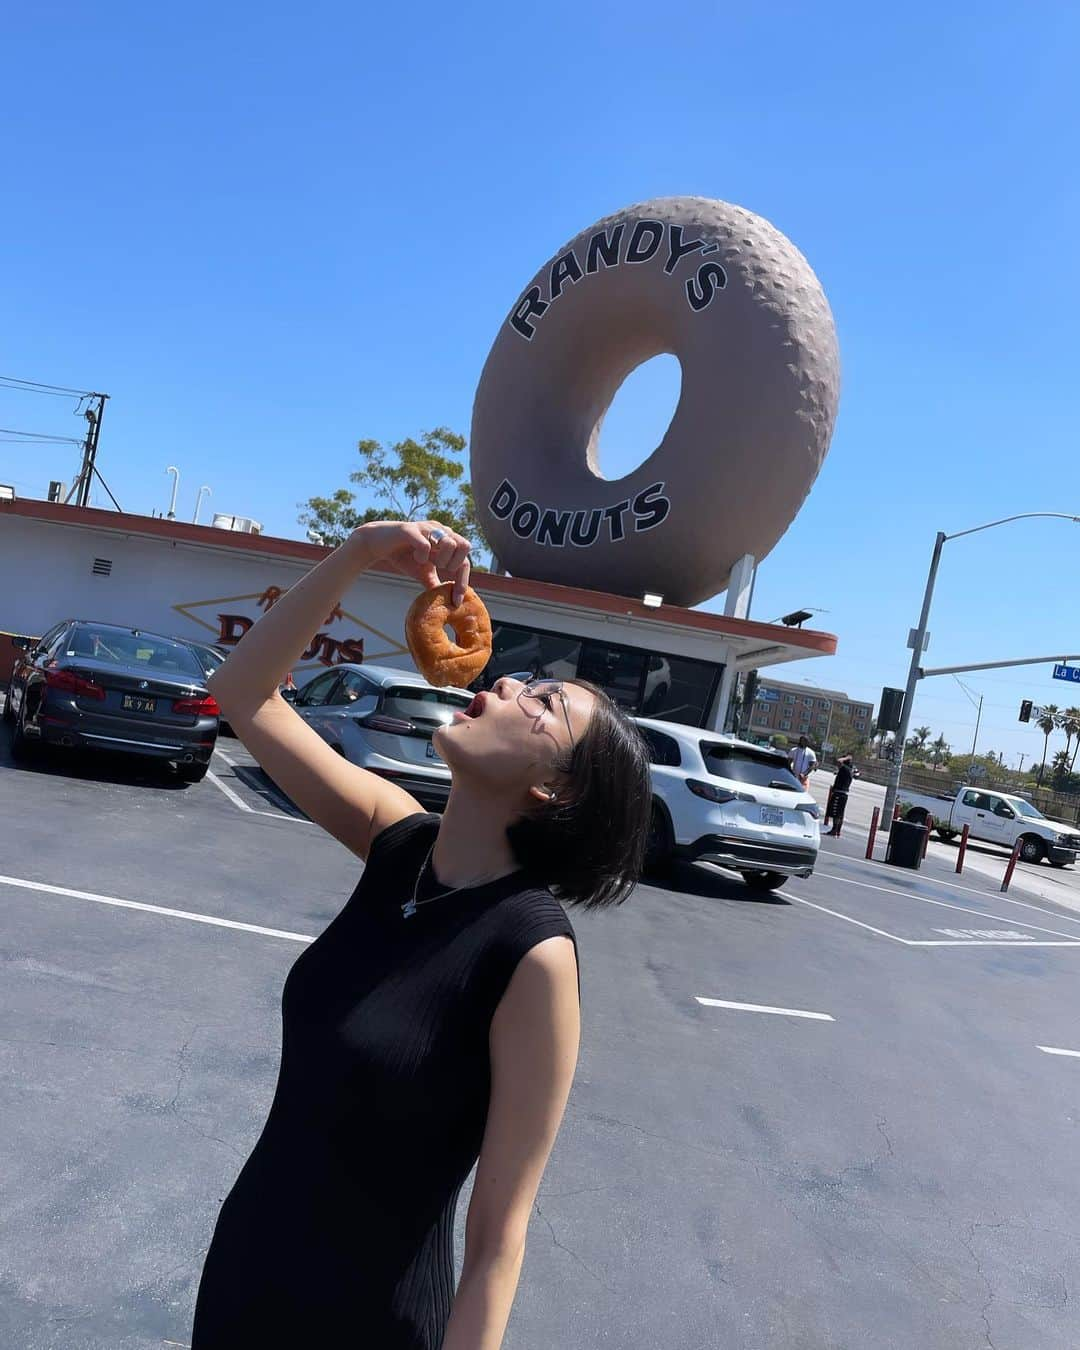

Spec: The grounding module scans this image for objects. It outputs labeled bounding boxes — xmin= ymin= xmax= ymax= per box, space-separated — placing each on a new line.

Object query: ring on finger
xmin=429 ymin=528 xmax=445 ymax=544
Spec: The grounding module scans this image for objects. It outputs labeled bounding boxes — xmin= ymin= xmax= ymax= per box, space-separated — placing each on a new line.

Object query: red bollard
xmin=1001 ymin=838 xmax=1022 ymax=893
xmin=955 ymin=823 xmax=970 ymax=874
xmin=893 ymin=802 xmax=901 ymax=822
xmin=922 ymin=815 xmax=934 ymax=860
xmin=865 ymin=805 xmax=880 ymax=860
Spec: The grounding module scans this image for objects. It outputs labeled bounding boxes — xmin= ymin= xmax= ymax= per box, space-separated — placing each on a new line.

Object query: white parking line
xmin=786 ymin=892 xmax=1080 ymax=948
xmin=816 ymin=862 xmax=1080 ymax=927
xmin=805 ymin=873 xmax=1080 ymax=941
xmin=206 ymin=766 xmax=317 ymax=825
xmin=696 ymin=996 xmax=834 ymax=1022
xmin=1037 ymin=1046 xmax=1080 ymax=1059
xmin=0 ymin=873 xmax=313 ymax=943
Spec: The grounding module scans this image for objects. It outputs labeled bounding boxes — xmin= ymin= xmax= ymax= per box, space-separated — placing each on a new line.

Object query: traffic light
xmin=878 ymin=687 xmax=904 ymax=732
xmin=1019 ymin=699 xmax=1033 ymax=723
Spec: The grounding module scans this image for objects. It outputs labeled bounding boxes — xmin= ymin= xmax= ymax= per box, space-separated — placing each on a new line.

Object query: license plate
xmin=425 ymin=741 xmax=440 ymax=760
xmin=122 ymin=694 xmax=156 ymax=714
xmin=760 ymin=806 xmax=784 ymax=827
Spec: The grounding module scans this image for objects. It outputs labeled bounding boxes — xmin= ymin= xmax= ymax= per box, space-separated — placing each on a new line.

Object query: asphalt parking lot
xmin=3 ymin=731 xmax=1080 ymax=1349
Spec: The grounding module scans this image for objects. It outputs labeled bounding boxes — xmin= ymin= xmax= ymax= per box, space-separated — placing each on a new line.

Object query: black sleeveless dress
xmin=190 ymin=812 xmax=578 ymax=1349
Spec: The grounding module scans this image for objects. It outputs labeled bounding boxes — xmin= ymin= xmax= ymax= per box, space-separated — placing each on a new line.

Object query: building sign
xmin=172 ymin=582 xmax=408 ymax=673
xmin=470 ymin=195 xmax=840 ymax=608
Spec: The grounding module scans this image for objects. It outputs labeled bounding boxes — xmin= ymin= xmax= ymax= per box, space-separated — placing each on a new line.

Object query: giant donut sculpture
xmin=469 ymin=196 xmax=840 ymax=608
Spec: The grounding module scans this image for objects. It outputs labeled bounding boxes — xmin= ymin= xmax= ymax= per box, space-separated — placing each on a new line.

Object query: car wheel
xmin=177 ymin=761 xmax=209 ymax=783
xmin=937 ymin=828 xmax=957 ymax=843
xmin=741 ymin=870 xmax=788 ymax=893
xmin=10 ymin=697 xmax=37 ymax=762
xmin=1019 ymin=836 xmax=1045 ymax=864
xmin=644 ymin=802 xmax=674 ymax=875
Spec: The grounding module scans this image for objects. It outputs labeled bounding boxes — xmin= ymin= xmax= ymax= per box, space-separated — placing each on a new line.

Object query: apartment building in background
xmin=749 ymin=677 xmax=874 ymax=746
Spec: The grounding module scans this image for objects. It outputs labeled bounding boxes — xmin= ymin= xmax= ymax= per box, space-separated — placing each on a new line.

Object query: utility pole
xmin=66 ymin=393 xmax=109 ymax=507
xmin=970 ymin=693 xmax=983 ymax=760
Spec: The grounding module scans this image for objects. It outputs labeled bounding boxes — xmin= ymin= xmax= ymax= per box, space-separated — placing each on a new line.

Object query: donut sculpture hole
xmin=470 ymin=196 xmax=840 ymax=608
xmin=596 ymin=352 xmax=682 ymax=480
xmin=405 ymin=583 xmax=492 ymax=688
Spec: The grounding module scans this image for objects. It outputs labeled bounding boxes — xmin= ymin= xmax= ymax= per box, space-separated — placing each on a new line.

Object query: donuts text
xmin=488 ymin=479 xmax=671 ymax=547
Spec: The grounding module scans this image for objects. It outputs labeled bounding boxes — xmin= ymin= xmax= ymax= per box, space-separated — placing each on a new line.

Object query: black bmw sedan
xmin=4 ymin=619 xmax=219 ymax=781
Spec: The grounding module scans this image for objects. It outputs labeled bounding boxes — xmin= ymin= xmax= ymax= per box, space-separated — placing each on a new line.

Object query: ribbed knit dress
xmin=190 ymin=811 xmax=579 ymax=1349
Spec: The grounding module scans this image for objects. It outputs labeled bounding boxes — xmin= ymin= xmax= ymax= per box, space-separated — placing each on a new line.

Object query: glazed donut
xmin=405 ymin=583 xmax=492 ymax=688
xmin=470 ymin=196 xmax=840 ymax=608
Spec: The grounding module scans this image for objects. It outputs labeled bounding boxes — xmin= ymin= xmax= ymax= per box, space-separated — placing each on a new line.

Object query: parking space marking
xmin=0 ymin=874 xmax=313 ymax=944
xmin=206 ymin=765 xmax=317 ymax=825
xmin=786 ymin=892 xmax=910 ymax=942
xmin=786 ymin=892 xmax=1080 ymax=948
xmin=816 ymin=862 xmax=1080 ymax=927
xmin=696 ymin=996 xmax=834 ymax=1022
xmin=806 ymin=872 xmax=1080 ymax=941
xmin=1037 ymin=1046 xmax=1080 ymax=1059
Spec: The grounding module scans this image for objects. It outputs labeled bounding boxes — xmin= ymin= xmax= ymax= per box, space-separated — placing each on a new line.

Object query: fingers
xmin=414 ymin=522 xmax=472 ymax=605
xmin=451 ymin=553 xmax=471 ymax=608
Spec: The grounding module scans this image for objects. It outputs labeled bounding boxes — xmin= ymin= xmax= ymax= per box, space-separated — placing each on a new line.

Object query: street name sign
xmin=1053 ymin=664 xmax=1080 ymax=684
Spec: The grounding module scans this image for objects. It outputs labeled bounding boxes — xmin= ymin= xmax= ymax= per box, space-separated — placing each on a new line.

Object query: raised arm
xmin=207 ymin=520 xmax=471 ymax=860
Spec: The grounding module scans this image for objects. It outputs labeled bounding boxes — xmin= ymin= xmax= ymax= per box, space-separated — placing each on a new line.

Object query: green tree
xmin=907 ymin=725 xmax=932 ymax=757
xmin=298 ymin=428 xmax=489 ymax=554
xmin=1036 ymin=704 xmax=1060 ymax=786
xmin=930 ymin=734 xmax=951 ymax=766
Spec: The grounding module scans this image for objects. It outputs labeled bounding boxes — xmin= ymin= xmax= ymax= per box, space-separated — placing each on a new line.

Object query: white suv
xmin=635 ymin=718 xmax=821 ymax=892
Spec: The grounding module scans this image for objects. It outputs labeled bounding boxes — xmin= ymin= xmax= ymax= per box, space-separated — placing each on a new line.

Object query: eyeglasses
xmin=506 ymin=672 xmax=577 ymax=755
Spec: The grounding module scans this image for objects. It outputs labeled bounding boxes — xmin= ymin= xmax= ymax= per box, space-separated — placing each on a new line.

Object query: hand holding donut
xmin=357 ymin=519 xmax=473 ymax=605
xmin=356 ymin=520 xmax=492 ymax=688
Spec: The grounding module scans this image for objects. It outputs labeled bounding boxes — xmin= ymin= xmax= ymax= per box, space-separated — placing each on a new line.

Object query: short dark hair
xmin=506 ymin=681 xmax=651 ymax=910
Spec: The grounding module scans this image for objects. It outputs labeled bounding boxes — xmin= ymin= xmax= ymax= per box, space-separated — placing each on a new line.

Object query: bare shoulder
xmin=492 ymin=933 xmax=580 ymax=1039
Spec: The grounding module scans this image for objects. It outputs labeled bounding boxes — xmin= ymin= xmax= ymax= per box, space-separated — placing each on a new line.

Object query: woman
xmin=191 ymin=519 xmax=651 ymax=1349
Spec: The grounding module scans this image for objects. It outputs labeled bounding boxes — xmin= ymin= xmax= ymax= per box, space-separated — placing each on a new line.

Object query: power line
xmin=0 ymin=426 xmax=84 ymax=445
xmin=0 ymin=374 xmax=94 ymax=398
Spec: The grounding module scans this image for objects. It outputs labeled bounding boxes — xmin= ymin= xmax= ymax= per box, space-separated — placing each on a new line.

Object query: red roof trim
xmin=0 ymin=498 xmax=837 ymax=655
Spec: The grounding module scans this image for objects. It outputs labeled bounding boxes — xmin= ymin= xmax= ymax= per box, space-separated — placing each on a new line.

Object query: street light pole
xmin=882 ymin=531 xmax=945 ymax=825
xmin=881 ymin=512 xmax=1080 ymax=827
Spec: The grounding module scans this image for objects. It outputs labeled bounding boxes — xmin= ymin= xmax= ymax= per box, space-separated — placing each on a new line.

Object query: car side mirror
xmin=10 ymin=635 xmax=31 ymax=651
xmin=280 ymin=685 xmax=298 ymax=704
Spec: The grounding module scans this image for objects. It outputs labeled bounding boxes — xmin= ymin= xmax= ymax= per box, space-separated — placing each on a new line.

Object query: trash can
xmin=885 ymin=819 xmax=927 ymax=869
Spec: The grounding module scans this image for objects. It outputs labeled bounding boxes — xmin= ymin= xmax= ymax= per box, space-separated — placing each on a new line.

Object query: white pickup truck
xmin=903 ymin=786 xmax=1080 ymax=867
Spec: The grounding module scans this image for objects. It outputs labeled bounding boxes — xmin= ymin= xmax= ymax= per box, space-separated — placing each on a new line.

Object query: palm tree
xmin=1037 ymin=704 xmax=1061 ymax=785
xmin=1064 ymin=706 xmax=1080 ymax=773
xmin=907 ymin=725 xmax=932 ymax=757
xmin=1051 ymin=749 xmax=1072 ymax=791
xmin=930 ymin=734 xmax=950 ymax=766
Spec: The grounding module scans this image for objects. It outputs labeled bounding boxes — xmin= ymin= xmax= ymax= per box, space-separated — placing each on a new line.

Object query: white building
xmin=0 ymin=499 xmax=836 ymax=731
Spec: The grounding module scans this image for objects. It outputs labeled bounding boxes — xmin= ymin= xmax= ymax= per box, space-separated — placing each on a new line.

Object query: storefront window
xmin=470 ymin=621 xmax=720 ymax=726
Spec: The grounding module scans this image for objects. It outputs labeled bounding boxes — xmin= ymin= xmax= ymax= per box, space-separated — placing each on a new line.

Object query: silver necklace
xmin=400 ymin=844 xmax=508 ymax=919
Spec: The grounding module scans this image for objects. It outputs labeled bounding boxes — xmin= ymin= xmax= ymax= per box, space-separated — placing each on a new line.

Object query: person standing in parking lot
xmin=825 ymin=754 xmax=856 ymax=837
xmin=789 ymin=735 xmax=817 ymax=789
xmin=190 ymin=518 xmax=651 ymax=1350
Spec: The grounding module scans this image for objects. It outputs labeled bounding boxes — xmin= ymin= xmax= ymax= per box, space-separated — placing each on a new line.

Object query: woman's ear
xmin=528 ymin=783 xmax=558 ymax=804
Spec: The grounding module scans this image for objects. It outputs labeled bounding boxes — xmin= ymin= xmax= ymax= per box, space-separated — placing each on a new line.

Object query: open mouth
xmin=453 ymin=692 xmax=486 ymax=723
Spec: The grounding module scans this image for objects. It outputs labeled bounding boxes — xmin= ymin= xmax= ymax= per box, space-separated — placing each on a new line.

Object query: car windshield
xmin=383 ymin=686 xmax=471 ymax=726
xmin=189 ymin=645 xmax=226 ymax=678
xmin=1011 ymin=798 xmax=1045 ymax=819
xmin=700 ymin=743 xmax=804 ymax=792
xmin=66 ymin=625 xmax=204 ymax=678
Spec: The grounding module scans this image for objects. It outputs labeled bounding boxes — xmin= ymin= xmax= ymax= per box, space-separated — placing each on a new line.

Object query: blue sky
xmin=3 ymin=2 xmax=1079 ymax=766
